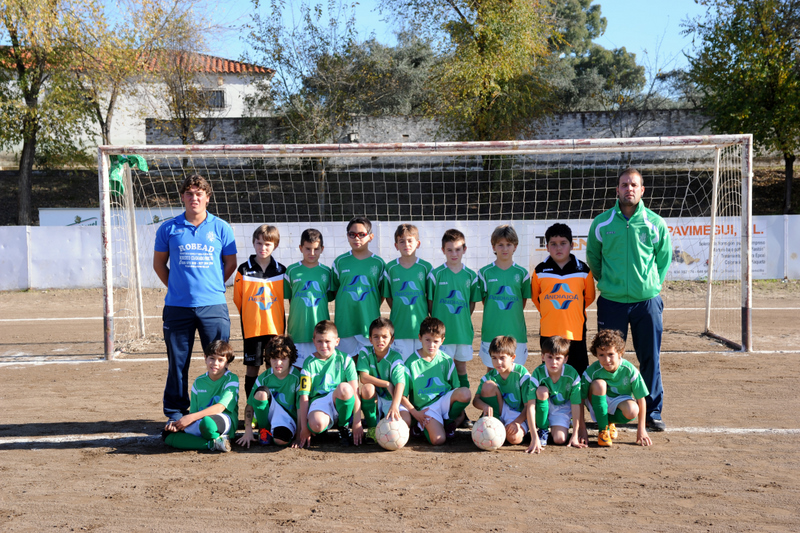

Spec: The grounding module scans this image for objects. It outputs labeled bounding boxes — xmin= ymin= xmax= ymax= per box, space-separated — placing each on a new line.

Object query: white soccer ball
xmin=471 ymin=416 xmax=506 ymax=451
xmin=375 ymin=417 xmax=410 ymax=451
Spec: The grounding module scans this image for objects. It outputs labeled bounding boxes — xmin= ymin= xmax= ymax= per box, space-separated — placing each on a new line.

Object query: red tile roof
xmin=144 ymin=51 xmax=273 ymax=75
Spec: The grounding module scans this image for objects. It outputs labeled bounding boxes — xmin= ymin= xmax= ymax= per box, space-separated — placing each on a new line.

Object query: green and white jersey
xmin=382 ymin=258 xmax=432 ymax=339
xmin=299 ymin=350 xmax=357 ymax=404
xmin=581 ymin=359 xmax=649 ymax=401
xmin=401 ymin=350 xmax=460 ymax=409
xmin=478 ymin=262 xmax=532 ymax=342
xmin=190 ymin=370 xmax=239 ymax=437
xmin=247 ymin=367 xmax=302 ymax=420
xmin=331 ymin=252 xmax=386 ymax=338
xmin=529 ymin=364 xmax=582 ymax=406
xmin=355 ymin=346 xmax=406 ymax=401
xmin=285 ymin=262 xmax=333 ymax=343
xmin=427 ymin=264 xmax=481 ymax=345
xmin=476 ymin=364 xmax=531 ymax=412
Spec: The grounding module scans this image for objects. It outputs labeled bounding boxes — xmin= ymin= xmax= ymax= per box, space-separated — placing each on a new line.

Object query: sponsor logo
xmin=400 ymin=295 xmax=419 ymax=305
xmin=206 ymin=231 xmax=215 ymax=243
xmin=440 ymin=289 xmax=466 ymax=314
xmin=344 ymin=275 xmax=376 ymax=302
xmin=502 ymin=392 xmax=519 ymax=405
xmin=177 ymin=243 xmax=215 ymax=253
xmin=203 ymin=394 xmax=221 ymax=409
xmin=249 ymin=286 xmax=276 ymax=311
xmin=544 ymin=283 xmax=578 ymax=310
xmin=490 ymin=286 xmax=518 ymax=310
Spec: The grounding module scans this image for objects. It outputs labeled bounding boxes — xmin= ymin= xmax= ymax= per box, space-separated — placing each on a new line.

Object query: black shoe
xmin=647 ymin=418 xmax=666 ymax=432
xmin=459 ymin=416 xmax=474 ymax=430
xmin=445 ymin=422 xmax=457 ymax=441
xmin=338 ymin=425 xmax=353 ymax=447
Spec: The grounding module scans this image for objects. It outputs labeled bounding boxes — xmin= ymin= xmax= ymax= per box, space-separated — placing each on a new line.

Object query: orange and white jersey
xmin=531 ymin=255 xmax=595 ymax=341
xmin=233 ymin=255 xmax=287 ymax=339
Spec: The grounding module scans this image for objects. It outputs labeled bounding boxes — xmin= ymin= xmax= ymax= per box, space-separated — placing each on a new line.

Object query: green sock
xmin=199 ymin=416 xmax=222 ymax=440
xmin=481 ymin=395 xmax=501 ymax=419
xmin=458 ymin=373 xmax=470 ymax=388
xmin=591 ymin=394 xmax=609 ymax=431
xmin=252 ymin=398 xmax=270 ymax=430
xmin=165 ymin=432 xmax=211 ymax=450
xmin=448 ymin=400 xmax=470 ymax=421
xmin=610 ymin=411 xmax=635 ymax=424
xmin=535 ymin=399 xmax=550 ymax=429
xmin=361 ymin=397 xmax=378 ymax=427
xmin=334 ymin=396 xmax=355 ymax=428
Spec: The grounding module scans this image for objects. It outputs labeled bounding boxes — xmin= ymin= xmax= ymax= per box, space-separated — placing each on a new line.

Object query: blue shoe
xmin=537 ymin=428 xmax=549 ymax=447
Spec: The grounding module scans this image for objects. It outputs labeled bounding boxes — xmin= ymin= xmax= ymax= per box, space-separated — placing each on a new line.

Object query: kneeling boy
xmin=163 ymin=340 xmax=239 ymax=452
xmin=236 ymin=335 xmax=301 ymax=448
xmin=473 ymin=335 xmax=531 ymax=446
xmin=582 ymin=329 xmax=652 ymax=447
xmin=294 ymin=321 xmax=363 ymax=448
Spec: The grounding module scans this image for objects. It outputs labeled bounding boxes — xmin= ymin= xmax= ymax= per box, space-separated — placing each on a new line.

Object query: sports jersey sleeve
xmin=530 ymin=269 xmax=543 ymax=312
xmin=355 ymin=347 xmax=372 ymax=375
xmin=446 ymin=357 xmax=460 ymax=390
xmin=344 ymin=356 xmax=358 ymax=383
xmin=521 ymin=268 xmax=532 ymax=299
xmin=219 ymin=221 xmax=237 ymax=256
xmin=568 ymin=375 xmax=582 ymax=404
xmin=233 ymin=267 xmax=244 ymax=312
xmin=586 ymin=218 xmax=603 ymax=281
xmin=217 ymin=374 xmax=240 ymax=412
xmin=585 ymin=270 xmax=596 ymax=307
xmin=655 ymin=220 xmax=672 ymax=285
xmin=630 ymin=368 xmax=650 ymax=400
xmin=283 ymin=273 xmax=292 ymax=300
xmin=299 ymin=364 xmax=313 ymax=398
xmin=390 ymin=360 xmax=409 ymax=396
xmin=154 ymin=223 xmax=169 ymax=253
xmin=470 ymin=272 xmax=481 ymax=302
xmin=475 ymin=373 xmax=491 ymax=397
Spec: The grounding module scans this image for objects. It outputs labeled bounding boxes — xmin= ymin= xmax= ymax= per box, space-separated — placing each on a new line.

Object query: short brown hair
xmin=619 ymin=167 xmax=643 ymax=184
xmin=179 ymin=174 xmax=212 ymax=196
xmin=419 ymin=316 xmax=445 ymax=339
xmin=205 ymin=340 xmax=234 ymax=364
xmin=253 ymin=224 xmax=280 ymax=246
xmin=491 ymin=224 xmax=519 ymax=246
xmin=347 ymin=216 xmax=372 ymax=233
xmin=441 ymin=228 xmax=466 ymax=248
xmin=395 ymin=223 xmax=419 ymax=241
xmin=369 ymin=317 xmax=395 ymax=337
xmin=590 ymin=329 xmax=626 ymax=356
xmin=266 ymin=335 xmax=298 ymax=365
xmin=541 ymin=336 xmax=570 ymax=357
xmin=300 ymin=228 xmax=324 ymax=246
xmin=488 ymin=335 xmax=517 ymax=357
xmin=313 ymin=320 xmax=338 ymax=338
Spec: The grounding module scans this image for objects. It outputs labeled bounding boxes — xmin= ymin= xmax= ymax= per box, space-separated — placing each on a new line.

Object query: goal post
xmin=98 ymin=134 xmax=754 ymax=358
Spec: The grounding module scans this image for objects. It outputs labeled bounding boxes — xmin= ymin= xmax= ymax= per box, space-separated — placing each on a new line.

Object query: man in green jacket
xmin=586 ymin=168 xmax=672 ymax=431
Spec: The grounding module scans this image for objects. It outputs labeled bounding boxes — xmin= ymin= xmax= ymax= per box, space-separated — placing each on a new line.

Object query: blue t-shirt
xmin=154 ymin=212 xmax=237 ymax=307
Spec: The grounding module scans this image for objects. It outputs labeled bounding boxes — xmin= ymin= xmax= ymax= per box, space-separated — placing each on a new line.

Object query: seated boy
xmin=400 ymin=317 xmax=472 ymax=446
xmin=582 ymin=329 xmax=653 ymax=447
xmin=357 ymin=317 xmax=412 ymax=437
xmin=526 ymin=336 xmax=587 ymax=454
xmin=236 ymin=336 xmax=301 ymax=448
xmin=163 ymin=340 xmax=238 ymax=452
xmin=293 ymin=320 xmax=363 ymax=448
xmin=473 ymin=335 xmax=531 ymax=446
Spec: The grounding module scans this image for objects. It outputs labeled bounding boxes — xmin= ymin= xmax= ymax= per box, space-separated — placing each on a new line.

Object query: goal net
xmin=98 ymin=135 xmax=753 ymax=358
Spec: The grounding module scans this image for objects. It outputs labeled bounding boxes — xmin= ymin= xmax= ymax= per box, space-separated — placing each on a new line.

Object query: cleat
xmin=338 ymin=425 xmax=353 ymax=447
xmin=459 ymin=416 xmax=474 ymax=430
xmin=647 ymin=418 xmax=666 ymax=432
xmin=444 ymin=421 xmax=457 ymax=441
xmin=537 ymin=428 xmax=549 ymax=447
xmin=410 ymin=422 xmax=423 ymax=438
xmin=259 ymin=428 xmax=273 ymax=445
xmin=365 ymin=427 xmax=377 ymax=443
xmin=597 ymin=428 xmax=612 ymax=447
xmin=608 ymin=423 xmax=618 ymax=440
xmin=211 ymin=435 xmax=231 ymax=452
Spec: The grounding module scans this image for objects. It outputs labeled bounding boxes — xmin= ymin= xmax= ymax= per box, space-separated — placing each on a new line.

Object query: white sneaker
xmin=211 ymin=435 xmax=231 ymax=452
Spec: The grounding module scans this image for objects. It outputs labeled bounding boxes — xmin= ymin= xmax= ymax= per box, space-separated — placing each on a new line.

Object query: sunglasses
xmin=347 ymin=231 xmax=370 ymax=239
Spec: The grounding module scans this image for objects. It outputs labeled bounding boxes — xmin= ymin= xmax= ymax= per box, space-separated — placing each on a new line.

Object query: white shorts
xmin=478 ymin=341 xmax=528 ymax=367
xmin=391 ymin=338 xmax=422 ymax=361
xmin=268 ymin=400 xmax=297 ymax=434
xmin=377 ymin=395 xmax=408 ymax=418
xmin=338 ymin=335 xmax=370 ymax=358
xmin=309 ymin=391 xmax=338 ymax=430
xmin=586 ymin=395 xmax=634 ymax=422
xmin=499 ymin=403 xmax=528 ymax=433
xmin=419 ymin=390 xmax=455 ymax=426
xmin=544 ymin=401 xmax=573 ymax=429
xmin=184 ymin=413 xmax=232 ymax=438
xmin=293 ymin=342 xmax=316 ymax=369
xmin=440 ymin=344 xmax=474 ymax=362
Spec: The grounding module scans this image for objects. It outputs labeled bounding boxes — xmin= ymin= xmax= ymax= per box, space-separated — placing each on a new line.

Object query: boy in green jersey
xmin=581 ymin=329 xmax=652 ymax=447
xmin=427 ymin=229 xmax=481 ymax=391
xmin=478 ymin=225 xmax=532 ymax=370
xmin=357 ymin=318 xmax=412 ymax=438
xmin=383 ymin=224 xmax=432 ymax=361
xmin=332 ymin=217 xmax=386 ymax=358
xmin=473 ymin=336 xmax=531 ymax=446
xmin=285 ymin=229 xmax=335 ymax=368
xmin=526 ymin=336 xmax=587 ymax=454
xmin=163 ymin=340 xmax=238 ymax=452
xmin=400 ymin=317 xmax=472 ymax=446
xmin=236 ymin=336 xmax=302 ymax=448
xmin=294 ymin=320 xmax=363 ymax=448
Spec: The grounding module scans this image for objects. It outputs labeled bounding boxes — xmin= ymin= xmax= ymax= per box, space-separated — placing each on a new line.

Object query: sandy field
xmin=1 ymin=283 xmax=799 ymax=531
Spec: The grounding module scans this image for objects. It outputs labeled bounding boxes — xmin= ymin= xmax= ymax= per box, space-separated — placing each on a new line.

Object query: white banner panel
xmin=0 ymin=226 xmax=29 ymax=290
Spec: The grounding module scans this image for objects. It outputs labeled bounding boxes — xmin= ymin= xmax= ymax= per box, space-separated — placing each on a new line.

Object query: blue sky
xmin=209 ymin=0 xmax=709 ymax=75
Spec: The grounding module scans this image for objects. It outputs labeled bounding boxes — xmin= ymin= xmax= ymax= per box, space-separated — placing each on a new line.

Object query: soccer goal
xmin=98 ymin=134 xmax=753 ymax=358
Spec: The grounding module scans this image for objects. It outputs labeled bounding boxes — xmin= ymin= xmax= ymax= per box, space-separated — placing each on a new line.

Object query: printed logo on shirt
xmin=344 ymin=275 xmax=376 ymax=302
xmin=490 ymin=286 xmax=518 ymax=310
xmin=544 ymin=283 xmax=578 ymax=310
xmin=206 ymin=231 xmax=216 ymax=242
xmin=249 ymin=286 xmax=277 ymax=311
xmin=440 ymin=290 xmax=466 ymax=315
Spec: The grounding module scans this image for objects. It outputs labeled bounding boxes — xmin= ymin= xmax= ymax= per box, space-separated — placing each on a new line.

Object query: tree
xmin=685 ymin=0 xmax=800 ymax=213
xmin=0 ymin=0 xmax=97 ymax=224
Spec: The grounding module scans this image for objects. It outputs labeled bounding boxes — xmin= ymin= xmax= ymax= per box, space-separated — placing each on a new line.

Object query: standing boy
xmin=383 ymin=224 xmax=432 ymax=360
xmin=285 ymin=228 xmax=334 ymax=369
xmin=233 ymin=224 xmax=287 ymax=400
xmin=531 ymin=223 xmax=595 ymax=375
xmin=331 ymin=217 xmax=386 ymax=358
xmin=478 ymin=225 xmax=532 ymax=369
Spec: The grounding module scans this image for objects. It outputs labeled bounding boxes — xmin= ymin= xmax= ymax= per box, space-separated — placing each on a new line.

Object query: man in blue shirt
xmin=153 ymin=175 xmax=238 ymax=424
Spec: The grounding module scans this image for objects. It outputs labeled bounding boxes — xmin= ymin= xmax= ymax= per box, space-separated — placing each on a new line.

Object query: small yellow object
xmin=608 ymin=423 xmax=618 ymax=440
xmin=597 ymin=428 xmax=613 ymax=447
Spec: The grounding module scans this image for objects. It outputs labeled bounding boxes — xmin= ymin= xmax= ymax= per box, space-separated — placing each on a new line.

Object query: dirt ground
xmin=1 ymin=284 xmax=799 ymax=531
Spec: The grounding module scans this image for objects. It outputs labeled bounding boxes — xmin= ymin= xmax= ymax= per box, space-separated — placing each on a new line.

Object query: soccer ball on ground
xmin=375 ymin=417 xmax=410 ymax=451
xmin=471 ymin=416 xmax=506 ymax=451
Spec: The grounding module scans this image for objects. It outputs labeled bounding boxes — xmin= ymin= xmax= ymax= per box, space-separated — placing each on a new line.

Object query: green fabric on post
xmin=108 ymin=154 xmax=149 ymax=197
